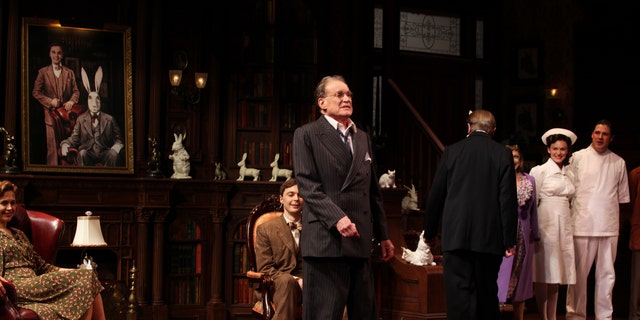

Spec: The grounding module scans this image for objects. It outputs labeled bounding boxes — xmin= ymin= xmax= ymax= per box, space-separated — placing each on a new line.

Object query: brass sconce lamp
xmin=545 ymin=88 xmax=560 ymax=99
xmin=169 ymin=70 xmax=208 ymax=105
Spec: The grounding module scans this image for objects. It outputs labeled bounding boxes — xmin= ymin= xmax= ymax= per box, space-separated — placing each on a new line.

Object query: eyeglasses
xmin=326 ymin=91 xmax=353 ymax=99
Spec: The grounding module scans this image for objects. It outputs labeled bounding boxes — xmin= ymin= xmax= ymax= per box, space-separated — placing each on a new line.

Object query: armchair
xmin=50 ymin=103 xmax=87 ymax=166
xmin=245 ymin=194 xmax=283 ymax=320
xmin=0 ymin=207 xmax=64 ymax=320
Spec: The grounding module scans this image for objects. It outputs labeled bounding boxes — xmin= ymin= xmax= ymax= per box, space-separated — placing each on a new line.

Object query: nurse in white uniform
xmin=530 ymin=128 xmax=578 ymax=320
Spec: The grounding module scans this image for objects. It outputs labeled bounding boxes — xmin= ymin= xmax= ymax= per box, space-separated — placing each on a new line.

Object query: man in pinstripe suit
xmin=423 ymin=109 xmax=518 ymax=320
xmin=293 ymin=75 xmax=395 ymax=319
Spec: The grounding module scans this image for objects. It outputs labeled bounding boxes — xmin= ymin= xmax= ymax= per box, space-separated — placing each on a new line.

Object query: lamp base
xmin=78 ymin=253 xmax=98 ymax=270
xmin=145 ymin=169 xmax=165 ymax=178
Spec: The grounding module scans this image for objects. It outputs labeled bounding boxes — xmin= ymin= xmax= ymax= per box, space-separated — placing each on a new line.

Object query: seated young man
xmin=254 ymin=178 xmax=303 ymax=319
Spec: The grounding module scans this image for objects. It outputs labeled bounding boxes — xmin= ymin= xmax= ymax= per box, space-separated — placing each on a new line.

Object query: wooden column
xmin=2 ymin=0 xmax=20 ymax=135
xmin=152 ymin=209 xmax=169 ymax=305
xmin=134 ymin=207 xmax=152 ymax=306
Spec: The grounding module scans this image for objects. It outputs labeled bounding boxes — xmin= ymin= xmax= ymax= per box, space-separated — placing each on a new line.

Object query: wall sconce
xmin=169 ymin=70 xmax=208 ymax=105
xmin=546 ymin=88 xmax=560 ymax=99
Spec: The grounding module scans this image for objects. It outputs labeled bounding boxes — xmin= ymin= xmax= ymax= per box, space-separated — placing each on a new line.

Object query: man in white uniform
xmin=566 ymin=119 xmax=630 ymax=320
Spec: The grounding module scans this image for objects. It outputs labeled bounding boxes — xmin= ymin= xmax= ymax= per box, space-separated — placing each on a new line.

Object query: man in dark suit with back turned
xmin=423 ymin=109 xmax=518 ymax=320
xmin=293 ymin=75 xmax=395 ymax=319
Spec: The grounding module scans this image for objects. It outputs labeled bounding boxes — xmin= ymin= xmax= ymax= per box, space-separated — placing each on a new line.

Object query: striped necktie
xmin=339 ymin=129 xmax=351 ymax=153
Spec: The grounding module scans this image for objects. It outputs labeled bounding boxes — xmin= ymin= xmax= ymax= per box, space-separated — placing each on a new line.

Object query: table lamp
xmin=71 ymin=211 xmax=107 ymax=269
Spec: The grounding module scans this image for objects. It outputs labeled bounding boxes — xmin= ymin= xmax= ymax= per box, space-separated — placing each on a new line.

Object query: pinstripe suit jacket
xmin=293 ymin=116 xmax=390 ymax=258
xmin=255 ymin=215 xmax=303 ymax=279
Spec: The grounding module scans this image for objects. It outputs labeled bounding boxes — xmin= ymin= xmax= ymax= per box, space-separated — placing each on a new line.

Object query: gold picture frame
xmin=21 ymin=17 xmax=133 ymax=174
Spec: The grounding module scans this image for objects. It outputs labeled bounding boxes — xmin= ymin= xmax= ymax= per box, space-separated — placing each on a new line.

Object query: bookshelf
xmin=226 ymin=0 xmax=318 ymax=178
xmin=167 ymin=216 xmax=203 ymax=305
xmin=231 ymin=221 xmax=253 ymax=306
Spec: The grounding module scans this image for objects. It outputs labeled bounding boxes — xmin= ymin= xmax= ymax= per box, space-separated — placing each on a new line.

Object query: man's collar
xmin=323 ymin=115 xmax=357 ymax=133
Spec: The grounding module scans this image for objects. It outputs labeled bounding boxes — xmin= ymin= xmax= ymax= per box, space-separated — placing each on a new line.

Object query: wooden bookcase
xmin=226 ymin=0 xmax=318 ymax=178
xmin=166 ymin=216 xmax=203 ymax=305
xmin=231 ymin=222 xmax=253 ymax=306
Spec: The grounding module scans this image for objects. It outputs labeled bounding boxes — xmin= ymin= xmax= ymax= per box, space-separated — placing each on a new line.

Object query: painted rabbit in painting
xmin=60 ymin=66 xmax=124 ymax=166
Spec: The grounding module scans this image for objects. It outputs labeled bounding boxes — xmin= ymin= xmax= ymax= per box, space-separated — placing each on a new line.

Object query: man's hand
xmin=61 ymin=143 xmax=69 ymax=156
xmin=111 ymin=142 xmax=124 ymax=153
xmin=50 ymin=98 xmax=60 ymax=109
xmin=63 ymin=100 xmax=75 ymax=111
xmin=380 ymin=239 xmax=395 ymax=262
xmin=336 ymin=216 xmax=360 ymax=238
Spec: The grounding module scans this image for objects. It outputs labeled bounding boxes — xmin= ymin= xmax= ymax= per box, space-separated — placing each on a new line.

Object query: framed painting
xmin=514 ymin=101 xmax=538 ymax=138
xmin=398 ymin=10 xmax=461 ymax=56
xmin=21 ymin=17 xmax=133 ymax=174
xmin=513 ymin=44 xmax=543 ymax=84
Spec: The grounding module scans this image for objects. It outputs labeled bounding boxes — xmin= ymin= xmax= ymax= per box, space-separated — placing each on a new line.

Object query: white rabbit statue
xmin=169 ymin=133 xmax=191 ymax=179
xmin=378 ymin=169 xmax=396 ymax=188
xmin=237 ymin=152 xmax=260 ymax=181
xmin=401 ymin=230 xmax=435 ymax=266
xmin=269 ymin=153 xmax=292 ymax=181
xmin=401 ymin=184 xmax=419 ymax=213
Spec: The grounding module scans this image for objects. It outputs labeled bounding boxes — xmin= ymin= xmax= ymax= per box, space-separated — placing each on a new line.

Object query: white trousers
xmin=630 ymin=250 xmax=640 ymax=320
xmin=566 ymin=236 xmax=617 ymax=320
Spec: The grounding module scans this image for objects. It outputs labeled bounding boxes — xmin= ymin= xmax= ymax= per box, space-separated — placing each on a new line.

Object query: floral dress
xmin=497 ymin=172 xmax=539 ymax=303
xmin=0 ymin=228 xmax=103 ymax=320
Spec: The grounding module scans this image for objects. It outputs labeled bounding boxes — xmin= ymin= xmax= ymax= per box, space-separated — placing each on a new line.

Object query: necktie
xmin=288 ymin=221 xmax=302 ymax=231
xmin=339 ymin=129 xmax=351 ymax=153
xmin=288 ymin=221 xmax=301 ymax=248
xmin=91 ymin=113 xmax=99 ymax=125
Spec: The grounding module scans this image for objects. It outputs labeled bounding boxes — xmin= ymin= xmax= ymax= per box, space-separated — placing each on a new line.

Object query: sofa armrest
xmin=0 ymin=278 xmax=21 ymax=320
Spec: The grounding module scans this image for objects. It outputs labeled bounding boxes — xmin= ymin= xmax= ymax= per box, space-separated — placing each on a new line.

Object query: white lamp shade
xmin=71 ymin=216 xmax=107 ymax=247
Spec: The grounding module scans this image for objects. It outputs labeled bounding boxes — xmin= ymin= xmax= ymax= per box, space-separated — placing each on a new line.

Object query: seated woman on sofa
xmin=0 ymin=180 xmax=106 ymax=320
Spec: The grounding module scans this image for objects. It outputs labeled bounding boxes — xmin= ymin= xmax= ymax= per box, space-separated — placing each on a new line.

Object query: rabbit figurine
xmin=378 ymin=169 xmax=396 ymax=188
xmin=237 ymin=153 xmax=260 ymax=181
xmin=401 ymin=184 xmax=419 ymax=213
xmin=169 ymin=133 xmax=191 ymax=179
xmin=401 ymin=230 xmax=435 ymax=266
xmin=214 ymin=162 xmax=227 ymax=180
xmin=269 ymin=153 xmax=292 ymax=181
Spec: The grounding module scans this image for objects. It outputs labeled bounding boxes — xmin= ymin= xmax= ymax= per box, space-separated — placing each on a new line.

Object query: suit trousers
xmin=442 ymin=250 xmax=503 ymax=320
xmin=302 ymin=257 xmax=377 ymax=319
xmin=272 ymin=275 xmax=302 ymax=320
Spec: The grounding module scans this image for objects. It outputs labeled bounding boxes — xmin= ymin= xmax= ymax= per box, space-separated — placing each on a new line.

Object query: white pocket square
xmin=365 ymin=152 xmax=372 ymax=162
